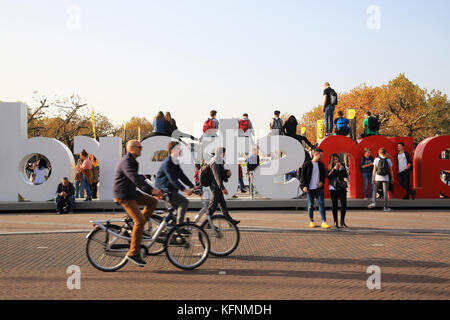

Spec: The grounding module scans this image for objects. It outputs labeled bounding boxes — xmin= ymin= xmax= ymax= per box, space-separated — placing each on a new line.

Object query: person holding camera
xmin=327 ymin=154 xmax=349 ymax=228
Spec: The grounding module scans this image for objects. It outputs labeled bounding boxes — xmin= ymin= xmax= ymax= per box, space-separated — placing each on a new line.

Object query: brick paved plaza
xmin=0 ymin=209 xmax=449 ymax=300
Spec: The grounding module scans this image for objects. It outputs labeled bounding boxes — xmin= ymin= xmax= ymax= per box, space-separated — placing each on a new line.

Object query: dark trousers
xmin=55 ymin=195 xmax=75 ymax=213
xmin=208 ymin=184 xmax=233 ymax=221
xmin=399 ymin=171 xmax=414 ymax=198
xmin=330 ymin=189 xmax=347 ymax=223
xmin=91 ymin=182 xmax=98 ymax=199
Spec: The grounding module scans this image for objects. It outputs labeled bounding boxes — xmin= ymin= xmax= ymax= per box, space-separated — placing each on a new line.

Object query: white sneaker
xmin=383 ymin=207 xmax=394 ymax=212
xmin=368 ymin=202 xmax=376 ymax=209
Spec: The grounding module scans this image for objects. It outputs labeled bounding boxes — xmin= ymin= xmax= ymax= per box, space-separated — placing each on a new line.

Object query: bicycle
xmin=148 ymin=187 xmax=240 ymax=257
xmin=85 ymin=193 xmax=210 ymax=272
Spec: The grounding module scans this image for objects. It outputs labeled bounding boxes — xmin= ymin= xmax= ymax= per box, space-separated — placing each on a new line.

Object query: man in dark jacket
xmin=299 ymin=149 xmax=331 ymax=229
xmin=207 ymin=147 xmax=239 ymax=225
xmin=55 ymin=177 xmax=75 ymax=214
xmin=113 ymin=140 xmax=163 ymax=267
xmin=155 ymin=141 xmax=195 ymax=224
xmin=397 ymin=142 xmax=416 ymax=200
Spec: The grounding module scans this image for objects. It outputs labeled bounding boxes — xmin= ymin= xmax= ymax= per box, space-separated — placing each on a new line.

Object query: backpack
xmin=330 ymin=89 xmax=338 ymax=106
xmin=271 ymin=118 xmax=283 ymax=131
xmin=368 ymin=116 xmax=380 ymax=132
xmin=203 ymin=119 xmax=215 ymax=133
xmin=336 ymin=117 xmax=349 ymax=130
xmin=239 ymin=119 xmax=250 ymax=133
xmin=199 ymin=164 xmax=212 ymax=187
xmin=376 ymin=157 xmax=390 ymax=176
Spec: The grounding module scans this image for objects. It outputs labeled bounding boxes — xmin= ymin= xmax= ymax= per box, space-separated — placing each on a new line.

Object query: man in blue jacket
xmin=155 ymin=141 xmax=196 ymax=224
xmin=113 ymin=140 xmax=163 ymax=267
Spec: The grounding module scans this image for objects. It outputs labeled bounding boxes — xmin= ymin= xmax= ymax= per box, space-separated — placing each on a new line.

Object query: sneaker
xmin=56 ymin=211 xmax=63 ymax=215
xmin=364 ymin=197 xmax=369 ymax=200
xmin=368 ymin=202 xmax=376 ymax=209
xmin=383 ymin=207 xmax=394 ymax=212
xmin=309 ymin=222 xmax=316 ymax=228
xmin=232 ymin=220 xmax=241 ymax=225
xmin=321 ymin=222 xmax=332 ymax=229
xmin=125 ymin=254 xmax=147 ymax=267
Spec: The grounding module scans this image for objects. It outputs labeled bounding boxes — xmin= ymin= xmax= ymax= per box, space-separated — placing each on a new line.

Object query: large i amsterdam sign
xmin=0 ymin=102 xmax=449 ymax=202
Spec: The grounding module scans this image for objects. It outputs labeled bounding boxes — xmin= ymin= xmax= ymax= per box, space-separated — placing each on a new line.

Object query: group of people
xmin=26 ymin=158 xmax=51 ymax=185
xmin=322 ymin=82 xmax=380 ymax=139
xmin=112 ymin=139 xmax=239 ymax=267
xmin=297 ymin=141 xmax=416 ymax=230
xmin=55 ymin=149 xmax=99 ymax=214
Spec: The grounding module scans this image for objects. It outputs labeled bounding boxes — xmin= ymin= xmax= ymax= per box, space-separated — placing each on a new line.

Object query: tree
xmin=115 ymin=116 xmax=153 ymax=142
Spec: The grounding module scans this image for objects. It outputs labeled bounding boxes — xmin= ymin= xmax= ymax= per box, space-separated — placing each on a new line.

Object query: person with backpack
xmin=323 ymin=82 xmax=338 ymax=137
xmin=199 ymin=147 xmax=240 ymax=225
xmin=155 ymin=141 xmax=197 ymax=224
xmin=327 ymin=153 xmax=349 ymax=228
xmin=202 ymin=110 xmax=219 ymax=137
xmin=238 ymin=113 xmax=253 ymax=137
xmin=334 ymin=111 xmax=350 ymax=136
xmin=368 ymin=148 xmax=394 ymax=212
xmin=269 ymin=110 xmax=284 ymax=136
xmin=397 ymin=142 xmax=416 ymax=200
xmin=362 ymin=111 xmax=379 ymax=137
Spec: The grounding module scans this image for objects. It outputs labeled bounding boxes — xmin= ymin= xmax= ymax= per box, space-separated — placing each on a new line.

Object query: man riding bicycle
xmin=155 ymin=141 xmax=197 ymax=225
xmin=113 ymin=140 xmax=163 ymax=267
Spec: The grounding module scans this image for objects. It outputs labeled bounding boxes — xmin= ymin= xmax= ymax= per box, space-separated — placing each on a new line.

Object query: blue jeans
xmin=307 ymin=188 xmax=326 ymax=222
xmin=81 ymin=174 xmax=92 ymax=200
xmin=239 ymin=177 xmax=246 ymax=192
xmin=55 ymin=195 xmax=75 ymax=212
xmin=362 ymin=171 xmax=373 ymax=198
xmin=324 ymin=104 xmax=335 ymax=134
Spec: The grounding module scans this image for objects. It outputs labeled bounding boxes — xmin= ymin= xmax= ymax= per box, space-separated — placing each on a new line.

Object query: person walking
xmin=269 ymin=110 xmax=284 ymax=136
xmin=113 ymin=140 xmax=163 ymax=267
xmin=397 ymin=142 xmax=416 ymax=200
xmin=207 ymin=147 xmax=240 ymax=225
xmin=327 ymin=154 xmax=349 ymax=228
xmin=80 ymin=149 xmax=93 ymax=201
xmin=55 ymin=177 xmax=75 ymax=214
xmin=323 ymin=82 xmax=338 ymax=136
xmin=155 ymin=141 xmax=196 ymax=224
xmin=368 ymin=148 xmax=394 ymax=212
xmin=361 ymin=148 xmax=374 ymax=200
xmin=300 ymin=148 xmax=331 ymax=229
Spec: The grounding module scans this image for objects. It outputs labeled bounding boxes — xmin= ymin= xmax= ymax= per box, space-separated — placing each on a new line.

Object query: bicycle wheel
xmin=165 ymin=223 xmax=210 ymax=270
xmin=201 ymin=215 xmax=240 ymax=257
xmin=86 ymin=225 xmax=129 ymax=272
xmin=143 ymin=214 xmax=166 ymax=256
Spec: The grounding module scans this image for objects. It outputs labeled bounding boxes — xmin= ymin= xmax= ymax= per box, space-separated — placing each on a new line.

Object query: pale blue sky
xmin=1 ymin=0 xmax=449 ymax=137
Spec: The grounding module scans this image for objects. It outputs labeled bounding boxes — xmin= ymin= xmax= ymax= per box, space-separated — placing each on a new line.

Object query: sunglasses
xmin=133 ymin=145 xmax=143 ymax=149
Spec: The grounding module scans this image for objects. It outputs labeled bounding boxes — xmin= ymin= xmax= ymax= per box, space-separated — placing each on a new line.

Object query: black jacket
xmin=300 ymin=160 xmax=326 ymax=190
xmin=56 ymin=182 xmax=75 ymax=197
xmin=210 ymin=161 xmax=229 ymax=190
xmin=113 ymin=153 xmax=153 ymax=200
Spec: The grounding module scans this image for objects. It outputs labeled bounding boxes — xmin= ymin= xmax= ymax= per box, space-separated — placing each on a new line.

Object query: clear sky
xmin=1 ymin=0 xmax=449 ymax=138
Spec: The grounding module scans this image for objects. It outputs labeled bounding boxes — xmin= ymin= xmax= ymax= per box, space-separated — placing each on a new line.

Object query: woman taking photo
xmin=327 ymin=153 xmax=349 ymax=228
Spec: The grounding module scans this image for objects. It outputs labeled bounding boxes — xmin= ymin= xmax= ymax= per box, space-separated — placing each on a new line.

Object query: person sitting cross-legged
xmin=55 ymin=177 xmax=75 ymax=214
